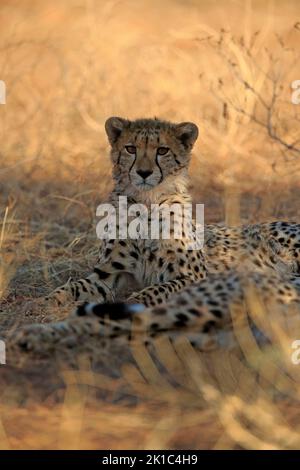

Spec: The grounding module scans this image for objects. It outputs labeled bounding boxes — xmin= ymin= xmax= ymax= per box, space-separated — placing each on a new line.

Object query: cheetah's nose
xmin=137 ymin=169 xmax=153 ymax=180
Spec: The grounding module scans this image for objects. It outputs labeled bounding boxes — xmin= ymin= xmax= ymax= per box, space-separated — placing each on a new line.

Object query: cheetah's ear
xmin=105 ymin=117 xmax=129 ymax=145
xmin=174 ymin=122 xmax=199 ymax=149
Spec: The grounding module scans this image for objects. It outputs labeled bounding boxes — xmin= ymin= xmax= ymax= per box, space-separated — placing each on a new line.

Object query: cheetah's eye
xmin=157 ymin=147 xmax=169 ymax=156
xmin=125 ymin=145 xmax=136 ymax=154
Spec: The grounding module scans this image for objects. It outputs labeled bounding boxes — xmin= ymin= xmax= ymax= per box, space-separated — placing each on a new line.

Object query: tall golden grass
xmin=0 ymin=0 xmax=300 ymax=449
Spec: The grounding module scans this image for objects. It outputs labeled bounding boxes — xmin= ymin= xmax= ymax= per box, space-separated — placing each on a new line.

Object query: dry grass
xmin=0 ymin=0 xmax=300 ymax=450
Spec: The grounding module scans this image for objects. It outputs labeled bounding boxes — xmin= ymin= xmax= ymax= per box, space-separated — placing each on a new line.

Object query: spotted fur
xmin=11 ymin=117 xmax=300 ymax=356
xmin=45 ymin=117 xmax=300 ymax=308
xmin=13 ymin=270 xmax=300 ymax=355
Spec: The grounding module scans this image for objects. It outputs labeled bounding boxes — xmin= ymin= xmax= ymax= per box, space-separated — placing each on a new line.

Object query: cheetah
xmin=45 ymin=116 xmax=206 ymax=307
xmin=12 ymin=269 xmax=300 ymax=355
xmin=43 ymin=117 xmax=300 ymax=309
xmin=9 ymin=117 xmax=300 ymax=356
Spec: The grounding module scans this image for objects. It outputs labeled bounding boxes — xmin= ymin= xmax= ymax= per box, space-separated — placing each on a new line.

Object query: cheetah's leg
xmin=11 ymin=309 xmax=236 ymax=355
xmin=125 ymin=246 xmax=207 ymax=307
xmin=127 ymin=277 xmax=193 ymax=306
xmin=46 ymin=239 xmax=140 ymax=304
xmin=11 ymin=298 xmax=222 ymax=355
xmin=12 ymin=285 xmax=226 ymax=355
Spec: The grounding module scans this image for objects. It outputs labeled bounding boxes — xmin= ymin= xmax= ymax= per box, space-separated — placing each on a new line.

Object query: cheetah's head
xmin=105 ymin=117 xmax=198 ymax=193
